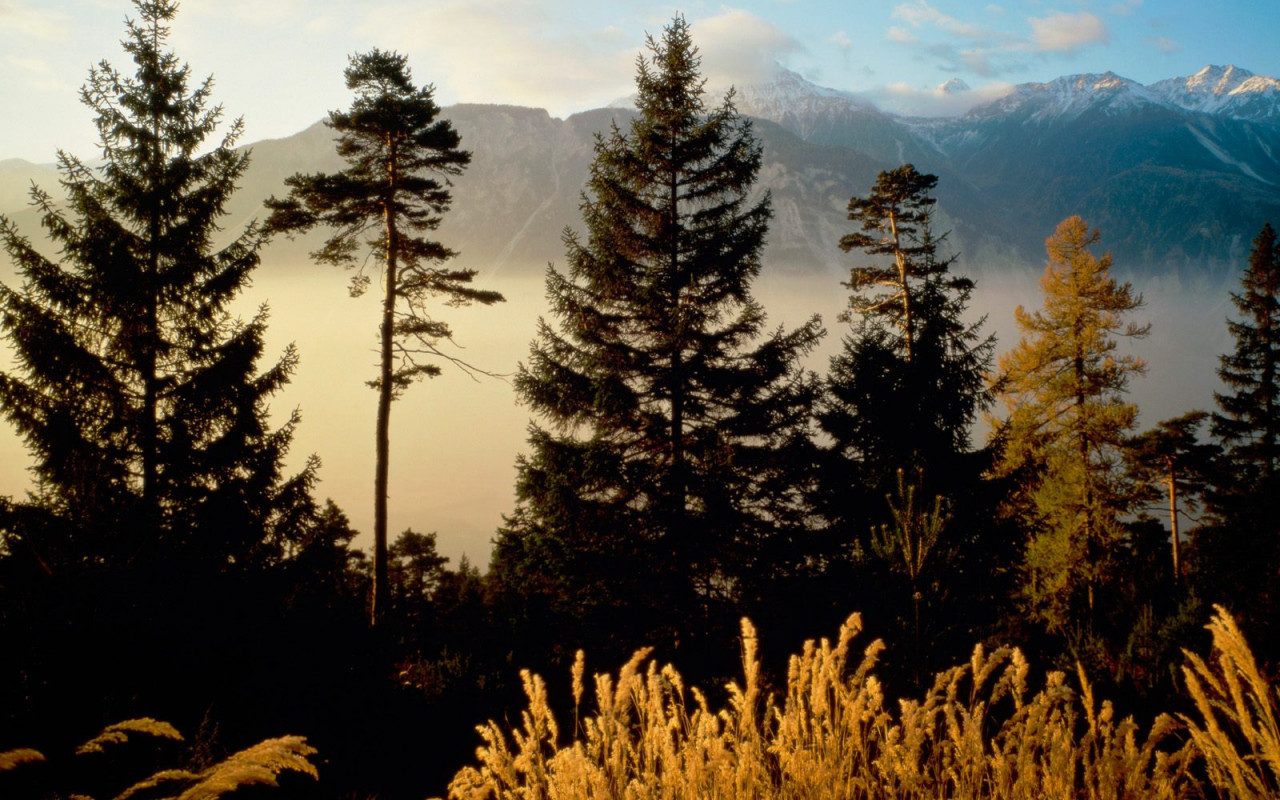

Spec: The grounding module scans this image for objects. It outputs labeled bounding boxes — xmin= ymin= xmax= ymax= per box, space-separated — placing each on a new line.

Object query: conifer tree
xmin=816 ymin=166 xmax=1002 ymax=671
xmin=991 ymin=216 xmax=1148 ymax=631
xmin=1213 ymin=222 xmax=1279 ymax=490
xmin=821 ymin=165 xmax=993 ymax=528
xmin=1125 ymin=411 xmax=1218 ymax=583
xmin=265 ymin=50 xmax=504 ymax=626
xmin=492 ymin=17 xmax=823 ymax=665
xmin=1196 ymin=221 xmax=1280 ymax=654
xmin=0 ymin=0 xmax=314 ymax=571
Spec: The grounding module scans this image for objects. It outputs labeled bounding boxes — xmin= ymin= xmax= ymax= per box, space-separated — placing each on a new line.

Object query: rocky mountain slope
xmin=4 ymin=65 xmax=1278 ymax=281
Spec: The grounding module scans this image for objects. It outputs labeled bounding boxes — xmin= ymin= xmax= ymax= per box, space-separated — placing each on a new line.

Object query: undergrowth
xmin=450 ymin=605 xmax=1278 ymax=800
xmin=0 ymin=718 xmax=317 ymax=800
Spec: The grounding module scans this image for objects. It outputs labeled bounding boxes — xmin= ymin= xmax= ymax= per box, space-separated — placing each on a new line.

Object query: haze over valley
xmin=2 ymin=61 xmax=1263 ymax=561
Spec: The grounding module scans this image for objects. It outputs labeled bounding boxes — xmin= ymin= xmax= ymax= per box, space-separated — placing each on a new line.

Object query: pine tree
xmin=1196 ymin=221 xmax=1280 ymax=656
xmin=0 ymin=0 xmax=314 ymax=571
xmin=491 ymin=16 xmax=823 ymax=666
xmin=821 ymin=165 xmax=993 ymax=527
xmin=991 ymin=216 xmax=1148 ymax=631
xmin=1125 ymin=411 xmax=1219 ymax=583
xmin=817 ymin=166 xmax=998 ymax=666
xmin=1213 ymin=222 xmax=1279 ymax=489
xmin=265 ymin=50 xmax=504 ymax=627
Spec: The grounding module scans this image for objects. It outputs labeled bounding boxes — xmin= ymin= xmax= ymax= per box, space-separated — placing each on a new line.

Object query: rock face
xmin=5 ymin=64 xmax=1279 ymax=281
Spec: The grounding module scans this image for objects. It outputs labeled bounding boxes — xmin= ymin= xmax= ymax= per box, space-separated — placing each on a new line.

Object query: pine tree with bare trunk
xmin=265 ymin=50 xmax=503 ymax=627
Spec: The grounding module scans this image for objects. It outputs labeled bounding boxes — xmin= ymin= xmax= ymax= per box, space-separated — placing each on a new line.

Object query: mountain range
xmin=3 ymin=64 xmax=1279 ymax=282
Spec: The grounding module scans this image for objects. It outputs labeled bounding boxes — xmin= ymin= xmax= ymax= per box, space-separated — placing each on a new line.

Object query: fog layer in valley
xmin=0 ymin=243 xmax=1236 ymax=565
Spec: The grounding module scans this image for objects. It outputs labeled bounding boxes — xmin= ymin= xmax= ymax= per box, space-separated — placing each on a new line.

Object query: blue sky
xmin=3 ymin=0 xmax=1279 ymax=162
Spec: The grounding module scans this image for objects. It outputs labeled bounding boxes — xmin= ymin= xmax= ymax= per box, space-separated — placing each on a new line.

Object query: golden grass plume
xmin=1179 ymin=604 xmax=1280 ymax=799
xmin=447 ymin=611 xmax=1259 ymax=800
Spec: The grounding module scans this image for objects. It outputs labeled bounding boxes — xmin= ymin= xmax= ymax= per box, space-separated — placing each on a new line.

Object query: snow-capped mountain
xmin=717 ymin=64 xmax=1280 ymax=276
xmin=964 ymin=71 xmax=1158 ymax=123
xmin=5 ymin=65 xmax=1279 ymax=280
xmin=950 ymin=64 xmax=1280 ymax=125
xmin=731 ymin=68 xmax=874 ymax=134
xmin=1150 ymin=65 xmax=1280 ymax=123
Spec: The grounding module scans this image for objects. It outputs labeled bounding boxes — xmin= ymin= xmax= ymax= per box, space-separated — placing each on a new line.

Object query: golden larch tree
xmin=991 ymin=215 xmax=1148 ymax=631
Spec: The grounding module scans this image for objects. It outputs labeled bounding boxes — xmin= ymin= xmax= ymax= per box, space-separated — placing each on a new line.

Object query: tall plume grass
xmin=0 ymin=719 xmax=316 ymax=800
xmin=1180 ymin=605 xmax=1280 ymax=798
xmin=450 ymin=607 xmax=1278 ymax=800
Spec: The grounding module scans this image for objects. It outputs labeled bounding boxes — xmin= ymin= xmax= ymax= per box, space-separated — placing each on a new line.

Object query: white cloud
xmin=1029 ymin=11 xmax=1108 ymax=53
xmin=893 ymin=1 xmax=990 ymax=40
xmin=180 ymin=0 xmax=305 ymax=26
xmin=871 ymin=79 xmax=1015 ymax=117
xmin=829 ymin=30 xmax=853 ymax=52
xmin=0 ymin=1 xmax=70 ymax=40
xmin=886 ymin=1 xmax=1033 ymax=77
xmin=1110 ymin=0 xmax=1142 ymax=16
xmin=1148 ymin=35 xmax=1180 ymax=54
xmin=356 ymin=2 xmax=638 ymax=116
xmin=887 ymin=26 xmax=921 ymax=44
xmin=690 ymin=8 xmax=802 ymax=87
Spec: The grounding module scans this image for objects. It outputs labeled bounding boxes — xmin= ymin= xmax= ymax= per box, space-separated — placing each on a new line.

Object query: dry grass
xmin=0 ymin=720 xmax=316 ymax=800
xmin=1179 ymin=605 xmax=1280 ymax=799
xmin=75 ymin=718 xmax=184 ymax=756
xmin=449 ymin=607 xmax=1278 ymax=800
xmin=112 ymin=735 xmax=319 ymax=800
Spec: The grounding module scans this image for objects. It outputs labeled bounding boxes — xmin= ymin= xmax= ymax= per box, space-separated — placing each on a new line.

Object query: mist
xmin=201 ymin=256 xmax=1231 ymax=565
xmin=0 ymin=248 xmax=1235 ymax=567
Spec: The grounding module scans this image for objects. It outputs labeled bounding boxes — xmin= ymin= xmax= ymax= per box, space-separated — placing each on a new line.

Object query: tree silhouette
xmin=0 ymin=0 xmax=315 ymax=570
xmin=492 ymin=16 xmax=823 ymax=668
xmin=1125 ymin=411 xmax=1219 ymax=583
xmin=265 ymin=50 xmax=504 ymax=626
xmin=1213 ymin=221 xmax=1280 ymax=490
xmin=821 ymin=165 xmax=993 ymax=540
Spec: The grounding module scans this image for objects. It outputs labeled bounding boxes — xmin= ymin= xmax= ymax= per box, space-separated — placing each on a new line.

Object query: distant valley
xmin=0 ymin=63 xmax=1269 ymax=560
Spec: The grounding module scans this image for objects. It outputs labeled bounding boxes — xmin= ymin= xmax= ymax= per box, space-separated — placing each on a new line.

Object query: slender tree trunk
xmin=889 ymin=211 xmax=915 ymax=364
xmin=141 ymin=97 xmax=162 ymax=552
xmin=668 ymin=165 xmax=690 ymax=620
xmin=1167 ymin=457 xmax=1180 ymax=583
xmin=1074 ymin=342 xmax=1095 ymax=618
xmin=911 ymin=581 xmax=922 ymax=689
xmin=371 ymin=137 xmax=399 ymax=628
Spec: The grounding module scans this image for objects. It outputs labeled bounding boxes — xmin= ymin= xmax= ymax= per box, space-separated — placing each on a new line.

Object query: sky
xmin=3 ymin=0 xmax=1280 ymax=162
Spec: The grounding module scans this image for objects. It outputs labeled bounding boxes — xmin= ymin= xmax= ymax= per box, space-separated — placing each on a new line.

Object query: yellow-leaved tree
xmin=991 ymin=215 xmax=1149 ymax=633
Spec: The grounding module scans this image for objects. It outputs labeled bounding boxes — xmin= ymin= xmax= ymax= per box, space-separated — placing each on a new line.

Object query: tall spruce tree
xmin=821 ymin=165 xmax=993 ymax=521
xmin=991 ymin=216 xmax=1148 ymax=632
xmin=1196 ymin=221 xmax=1280 ymax=654
xmin=491 ymin=16 xmax=823 ymax=667
xmin=818 ymin=165 xmax=997 ymax=672
xmin=265 ymin=50 xmax=504 ymax=627
xmin=1213 ymin=222 xmax=1280 ymax=489
xmin=0 ymin=0 xmax=314 ymax=571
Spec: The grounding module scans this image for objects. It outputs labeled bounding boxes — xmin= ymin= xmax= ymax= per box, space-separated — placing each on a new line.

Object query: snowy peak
xmin=731 ymin=65 xmax=875 ymax=133
xmin=937 ymin=78 xmax=970 ymax=95
xmin=1149 ymin=65 xmax=1280 ymax=122
xmin=973 ymin=71 xmax=1156 ymax=122
xmin=1188 ymin=64 xmax=1254 ymax=94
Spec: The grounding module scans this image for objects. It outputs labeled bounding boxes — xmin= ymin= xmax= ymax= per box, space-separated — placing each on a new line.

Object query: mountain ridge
xmin=4 ymin=65 xmax=1279 ymax=282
